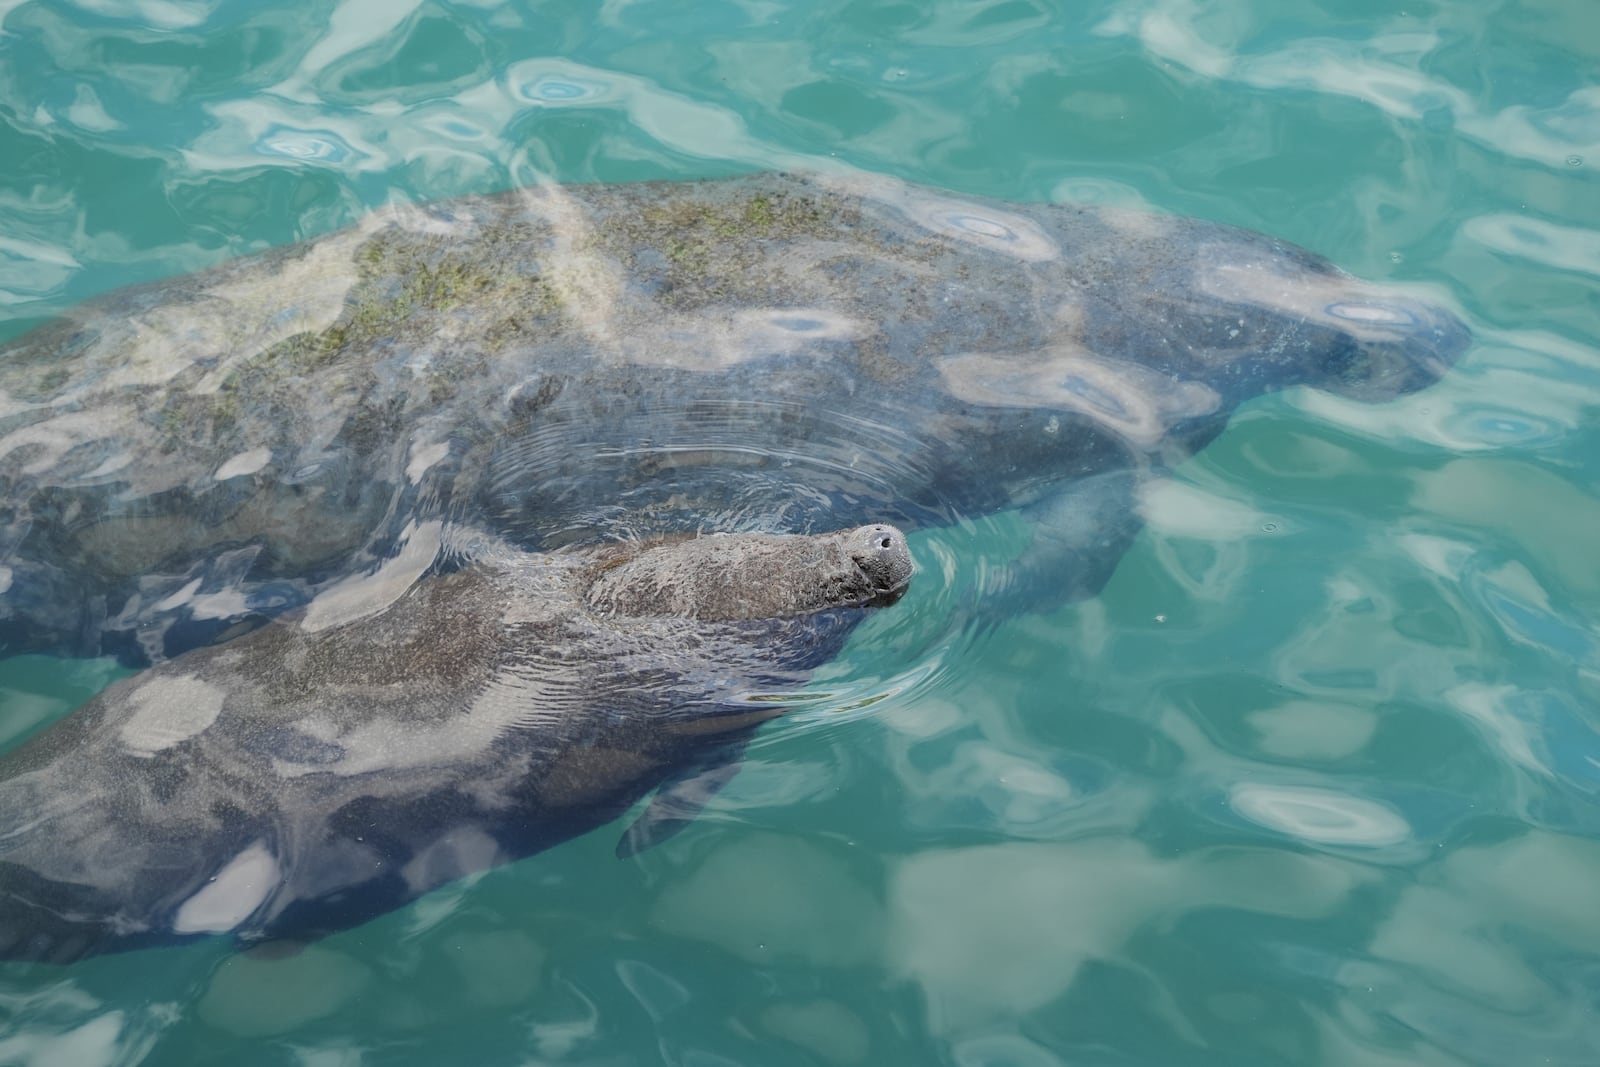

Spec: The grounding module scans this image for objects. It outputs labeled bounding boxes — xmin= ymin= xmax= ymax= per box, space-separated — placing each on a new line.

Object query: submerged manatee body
xmin=0 ymin=523 xmax=912 ymax=963
xmin=0 ymin=172 xmax=1469 ymax=659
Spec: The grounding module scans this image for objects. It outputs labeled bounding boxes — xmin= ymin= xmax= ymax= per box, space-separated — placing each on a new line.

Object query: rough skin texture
xmin=0 ymin=524 xmax=912 ymax=964
xmin=0 ymin=173 xmax=1467 ymax=661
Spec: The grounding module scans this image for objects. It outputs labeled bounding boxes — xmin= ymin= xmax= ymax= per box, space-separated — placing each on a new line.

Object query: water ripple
xmin=0 ymin=0 xmax=1595 ymax=1062
xmin=1229 ymin=782 xmax=1411 ymax=847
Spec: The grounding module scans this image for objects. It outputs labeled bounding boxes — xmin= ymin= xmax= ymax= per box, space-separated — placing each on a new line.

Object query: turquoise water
xmin=2 ymin=0 xmax=1598 ymax=1063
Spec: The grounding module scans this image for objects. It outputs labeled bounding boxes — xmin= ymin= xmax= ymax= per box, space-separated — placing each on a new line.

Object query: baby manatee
xmin=0 ymin=523 xmax=911 ymax=964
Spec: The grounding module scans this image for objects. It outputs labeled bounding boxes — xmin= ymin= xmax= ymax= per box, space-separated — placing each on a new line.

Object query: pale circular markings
xmin=510 ymin=68 xmax=613 ymax=106
xmin=1229 ymin=783 xmax=1410 ymax=847
xmin=944 ymin=213 xmax=1016 ymax=240
xmin=937 ymin=350 xmax=1220 ymax=449
xmin=902 ymin=199 xmax=1059 ymax=262
xmin=719 ymin=308 xmax=864 ymax=366
xmin=1324 ymin=302 xmax=1418 ymax=326
xmin=253 ymin=125 xmax=355 ymax=164
xmin=435 ymin=117 xmax=484 ymax=140
xmin=742 ymin=307 xmax=861 ymax=340
xmin=1440 ymin=408 xmax=1564 ymax=448
xmin=527 ymin=80 xmax=590 ymax=101
xmin=834 ymin=173 xmax=1061 ymax=262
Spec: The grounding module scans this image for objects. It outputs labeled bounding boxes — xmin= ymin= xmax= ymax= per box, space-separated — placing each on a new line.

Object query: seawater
xmin=2 ymin=1 xmax=1598 ymax=1064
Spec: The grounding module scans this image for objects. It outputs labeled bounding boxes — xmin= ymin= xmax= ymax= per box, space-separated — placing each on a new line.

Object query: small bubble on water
xmin=1389 ymin=251 xmax=1403 ymax=263
xmin=1154 ymin=614 xmax=1167 ymax=623
xmin=1566 ymin=155 xmax=1583 ymax=167
xmin=1262 ymin=522 xmax=1278 ymax=532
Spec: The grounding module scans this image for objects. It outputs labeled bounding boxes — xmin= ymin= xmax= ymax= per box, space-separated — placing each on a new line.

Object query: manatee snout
xmin=1320 ymin=293 xmax=1472 ymax=402
xmin=847 ymin=524 xmax=913 ymax=607
xmin=581 ymin=523 xmax=913 ymax=620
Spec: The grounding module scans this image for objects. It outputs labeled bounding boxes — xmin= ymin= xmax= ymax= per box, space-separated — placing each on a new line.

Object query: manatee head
xmin=1185 ymin=241 xmax=1471 ymax=404
xmin=931 ymin=220 xmax=1469 ymax=451
xmin=583 ymin=523 xmax=913 ymax=621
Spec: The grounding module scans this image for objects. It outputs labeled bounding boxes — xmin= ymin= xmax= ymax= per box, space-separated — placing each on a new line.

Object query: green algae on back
xmin=0 ymin=172 xmax=1468 ymax=662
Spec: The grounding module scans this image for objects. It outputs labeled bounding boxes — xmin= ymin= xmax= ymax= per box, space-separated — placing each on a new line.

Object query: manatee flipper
xmin=980 ymin=469 xmax=1148 ymax=618
xmin=615 ymin=741 xmax=750 ymax=859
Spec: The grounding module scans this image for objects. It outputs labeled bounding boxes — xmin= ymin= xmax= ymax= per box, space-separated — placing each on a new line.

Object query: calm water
xmin=2 ymin=0 xmax=1598 ymax=1064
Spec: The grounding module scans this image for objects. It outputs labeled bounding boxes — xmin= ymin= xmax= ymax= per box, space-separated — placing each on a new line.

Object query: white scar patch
xmin=214 ymin=447 xmax=272 ymax=481
xmin=174 ymin=843 xmax=279 ymax=933
xmin=81 ymin=451 xmax=134 ymax=480
xmin=300 ymin=519 xmax=442 ymax=633
xmin=406 ymin=439 xmax=450 ymax=483
xmin=119 ymin=673 xmax=227 ymax=756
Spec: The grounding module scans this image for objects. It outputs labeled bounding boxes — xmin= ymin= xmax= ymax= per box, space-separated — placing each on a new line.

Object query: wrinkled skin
xmin=0 ymin=524 xmax=912 ymax=964
xmin=0 ymin=173 xmax=1469 ymax=662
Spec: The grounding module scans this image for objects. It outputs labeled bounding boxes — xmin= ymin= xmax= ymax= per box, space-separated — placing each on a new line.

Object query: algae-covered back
xmin=0 ymin=173 xmax=1467 ymax=661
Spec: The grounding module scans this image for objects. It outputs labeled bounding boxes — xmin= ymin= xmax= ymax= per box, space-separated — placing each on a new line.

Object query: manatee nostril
xmin=850 ymin=523 xmax=912 ymax=601
xmin=1325 ymin=302 xmax=1419 ymax=327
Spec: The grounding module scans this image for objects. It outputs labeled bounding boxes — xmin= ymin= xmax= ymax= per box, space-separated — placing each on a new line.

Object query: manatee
xmin=0 ymin=522 xmax=912 ymax=964
xmin=0 ymin=172 xmax=1469 ymax=660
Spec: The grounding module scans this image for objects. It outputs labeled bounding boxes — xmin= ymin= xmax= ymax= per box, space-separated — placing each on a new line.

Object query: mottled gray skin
xmin=0 ymin=172 xmax=1469 ymax=660
xmin=587 ymin=523 xmax=911 ymax=619
xmin=0 ymin=523 xmax=911 ymax=964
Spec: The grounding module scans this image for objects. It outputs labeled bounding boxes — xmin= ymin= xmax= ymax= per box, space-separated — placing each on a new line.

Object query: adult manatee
xmin=0 ymin=522 xmax=912 ymax=964
xmin=0 ymin=172 xmax=1469 ymax=660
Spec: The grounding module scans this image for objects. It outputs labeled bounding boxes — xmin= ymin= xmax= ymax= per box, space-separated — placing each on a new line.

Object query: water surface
xmin=2 ymin=0 xmax=1598 ymax=1064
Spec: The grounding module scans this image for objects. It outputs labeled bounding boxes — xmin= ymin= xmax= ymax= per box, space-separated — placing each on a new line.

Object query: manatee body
xmin=0 ymin=523 xmax=911 ymax=964
xmin=0 ymin=173 xmax=1468 ymax=659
